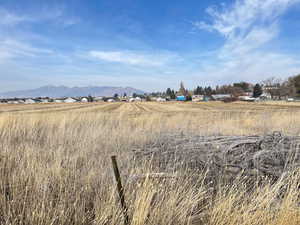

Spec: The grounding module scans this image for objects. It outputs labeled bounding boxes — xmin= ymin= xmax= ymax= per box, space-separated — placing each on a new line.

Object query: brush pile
xmin=132 ymin=132 xmax=300 ymax=181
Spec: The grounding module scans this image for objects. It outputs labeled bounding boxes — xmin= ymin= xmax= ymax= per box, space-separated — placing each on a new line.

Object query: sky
xmin=1 ymin=0 xmax=300 ymax=92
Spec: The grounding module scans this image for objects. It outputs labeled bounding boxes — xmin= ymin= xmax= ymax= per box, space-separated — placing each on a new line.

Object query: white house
xmin=192 ymin=95 xmax=204 ymax=102
xmin=239 ymin=96 xmax=257 ymax=102
xmin=7 ymin=100 xmax=19 ymax=104
xmin=259 ymin=92 xmax=272 ymax=100
xmin=64 ymin=97 xmax=77 ymax=103
xmin=211 ymin=94 xmax=231 ymax=101
xmin=156 ymin=97 xmax=166 ymax=102
xmin=135 ymin=97 xmax=142 ymax=102
xmin=120 ymin=97 xmax=128 ymax=102
xmin=81 ymin=97 xmax=88 ymax=103
xmin=25 ymin=99 xmax=36 ymax=104
xmin=41 ymin=99 xmax=49 ymax=103
xmin=107 ymin=98 xmax=116 ymax=102
xmin=94 ymin=96 xmax=104 ymax=102
xmin=54 ymin=99 xmax=63 ymax=103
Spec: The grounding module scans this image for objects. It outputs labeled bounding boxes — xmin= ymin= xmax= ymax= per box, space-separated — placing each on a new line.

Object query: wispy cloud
xmin=36 ymin=7 xmax=80 ymax=27
xmin=193 ymin=0 xmax=300 ymax=82
xmin=88 ymin=50 xmax=180 ymax=67
xmin=0 ymin=39 xmax=53 ymax=62
xmin=0 ymin=8 xmax=31 ymax=26
xmin=195 ymin=0 xmax=298 ymax=37
xmin=0 ymin=6 xmax=78 ymax=62
xmin=0 ymin=6 xmax=79 ymax=27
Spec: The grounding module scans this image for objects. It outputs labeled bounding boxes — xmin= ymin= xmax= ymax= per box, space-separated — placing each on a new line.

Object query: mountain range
xmin=0 ymin=85 xmax=145 ymax=98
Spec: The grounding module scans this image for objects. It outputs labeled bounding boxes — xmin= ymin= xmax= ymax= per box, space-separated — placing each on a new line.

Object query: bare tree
xmin=262 ymin=77 xmax=287 ymax=99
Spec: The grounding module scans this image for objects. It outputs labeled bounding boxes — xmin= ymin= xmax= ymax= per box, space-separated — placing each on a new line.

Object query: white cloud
xmin=88 ymin=50 xmax=180 ymax=67
xmin=0 ymin=7 xmax=78 ymax=61
xmin=0 ymin=7 xmax=79 ymax=27
xmin=36 ymin=7 xmax=80 ymax=27
xmin=194 ymin=0 xmax=300 ymax=82
xmin=0 ymin=39 xmax=53 ymax=62
xmin=0 ymin=8 xmax=31 ymax=26
xmin=196 ymin=0 xmax=298 ymax=38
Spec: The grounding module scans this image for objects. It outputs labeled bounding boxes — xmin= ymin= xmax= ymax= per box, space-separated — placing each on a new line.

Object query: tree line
xmin=161 ymin=74 xmax=300 ymax=99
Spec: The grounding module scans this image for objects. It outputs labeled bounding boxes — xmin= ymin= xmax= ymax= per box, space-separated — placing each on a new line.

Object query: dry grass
xmin=0 ymin=101 xmax=299 ymax=225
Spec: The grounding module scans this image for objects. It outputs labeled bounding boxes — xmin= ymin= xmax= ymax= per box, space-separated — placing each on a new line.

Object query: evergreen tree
xmin=166 ymin=88 xmax=172 ymax=96
xmin=253 ymin=83 xmax=263 ymax=98
xmin=194 ymin=86 xmax=199 ymax=95
xmin=199 ymin=86 xmax=204 ymax=95
xmin=194 ymin=86 xmax=204 ymax=95
xmin=87 ymin=95 xmax=93 ymax=102
xmin=293 ymin=74 xmax=300 ymax=96
xmin=170 ymin=90 xmax=176 ymax=99
xmin=204 ymin=86 xmax=213 ymax=96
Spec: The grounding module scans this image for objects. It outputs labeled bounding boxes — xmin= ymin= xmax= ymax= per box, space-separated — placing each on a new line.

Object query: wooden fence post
xmin=111 ymin=155 xmax=130 ymax=225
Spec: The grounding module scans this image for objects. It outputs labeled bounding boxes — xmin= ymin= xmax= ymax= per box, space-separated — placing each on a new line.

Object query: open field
xmin=0 ymin=101 xmax=299 ymax=225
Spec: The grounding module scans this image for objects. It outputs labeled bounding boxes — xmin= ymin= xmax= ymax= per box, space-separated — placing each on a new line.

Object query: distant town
xmin=1 ymin=75 xmax=300 ymax=104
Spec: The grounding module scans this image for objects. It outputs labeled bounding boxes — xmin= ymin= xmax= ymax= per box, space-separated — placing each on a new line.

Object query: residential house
xmin=24 ymin=99 xmax=36 ymax=104
xmin=135 ymin=97 xmax=142 ymax=102
xmin=7 ymin=100 xmax=19 ymax=104
xmin=156 ymin=97 xmax=166 ymax=102
xmin=150 ymin=97 xmax=158 ymax=101
xmin=211 ymin=94 xmax=231 ymax=101
xmin=192 ymin=95 xmax=204 ymax=102
xmin=176 ymin=96 xmax=186 ymax=101
xmin=54 ymin=99 xmax=63 ymax=103
xmin=107 ymin=98 xmax=116 ymax=102
xmin=81 ymin=97 xmax=88 ymax=103
xmin=64 ymin=97 xmax=77 ymax=103
xmin=238 ymin=96 xmax=257 ymax=102
xmin=259 ymin=92 xmax=272 ymax=100
xmin=129 ymin=97 xmax=142 ymax=102
xmin=119 ymin=97 xmax=128 ymax=102
xmin=94 ymin=96 xmax=104 ymax=102
xmin=40 ymin=99 xmax=49 ymax=103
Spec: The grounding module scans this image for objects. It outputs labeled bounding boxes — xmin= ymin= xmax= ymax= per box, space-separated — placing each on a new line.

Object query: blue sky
xmin=1 ymin=0 xmax=300 ymax=92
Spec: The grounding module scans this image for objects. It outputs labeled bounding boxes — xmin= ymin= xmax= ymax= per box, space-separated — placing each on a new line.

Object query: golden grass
xmin=0 ymin=101 xmax=299 ymax=225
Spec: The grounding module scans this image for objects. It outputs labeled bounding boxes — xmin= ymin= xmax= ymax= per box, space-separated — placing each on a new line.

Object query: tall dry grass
xmin=0 ymin=102 xmax=299 ymax=225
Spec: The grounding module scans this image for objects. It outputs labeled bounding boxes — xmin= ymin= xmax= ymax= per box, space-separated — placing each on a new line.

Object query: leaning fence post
xmin=111 ymin=155 xmax=130 ymax=225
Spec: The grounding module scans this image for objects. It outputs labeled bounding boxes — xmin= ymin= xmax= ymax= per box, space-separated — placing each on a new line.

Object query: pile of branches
xmin=132 ymin=132 xmax=300 ymax=181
